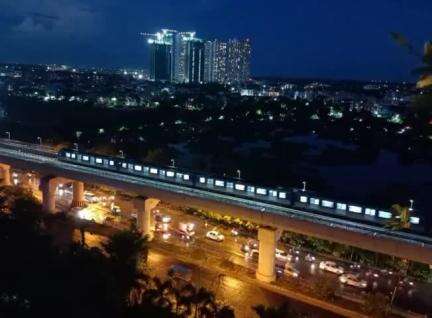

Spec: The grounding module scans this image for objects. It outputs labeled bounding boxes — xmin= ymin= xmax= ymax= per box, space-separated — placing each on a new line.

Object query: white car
xmin=206 ymin=230 xmax=225 ymax=242
xmin=305 ymin=253 xmax=316 ymax=262
xmin=319 ymin=261 xmax=344 ymax=274
xmin=284 ymin=263 xmax=299 ymax=278
xmin=275 ymin=249 xmax=290 ymax=261
xmin=339 ymin=274 xmax=367 ymax=288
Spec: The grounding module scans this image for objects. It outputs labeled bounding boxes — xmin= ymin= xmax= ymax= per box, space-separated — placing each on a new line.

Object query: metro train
xmin=57 ymin=148 xmax=421 ymax=227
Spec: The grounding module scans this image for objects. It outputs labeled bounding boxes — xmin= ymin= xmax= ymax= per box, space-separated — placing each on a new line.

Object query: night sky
xmin=0 ymin=0 xmax=430 ymax=81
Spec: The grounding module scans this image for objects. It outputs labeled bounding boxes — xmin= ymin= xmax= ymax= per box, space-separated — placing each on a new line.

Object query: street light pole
xmin=37 ymin=137 xmax=42 ymax=145
xmin=119 ymin=150 xmax=124 ymax=158
xmin=5 ymin=131 xmax=10 ymax=140
xmin=170 ymin=159 xmax=175 ymax=168
xmin=237 ymin=169 xmax=241 ymax=180
xmin=302 ymin=181 xmax=307 ymax=192
xmin=409 ymin=199 xmax=414 ymax=211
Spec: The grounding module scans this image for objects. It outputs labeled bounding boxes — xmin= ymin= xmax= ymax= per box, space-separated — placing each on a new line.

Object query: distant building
xmin=145 ymin=29 xmax=251 ymax=84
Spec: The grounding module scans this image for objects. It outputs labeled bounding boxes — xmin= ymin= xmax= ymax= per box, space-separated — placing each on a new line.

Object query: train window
xmin=82 ymin=155 xmax=89 ymax=161
xmin=176 ymin=173 xmax=183 ymax=179
xmin=365 ymin=208 xmax=376 ymax=216
xmin=150 ymin=168 xmax=158 ymax=174
xmin=215 ymin=180 xmax=224 ymax=187
xmin=159 ymin=170 xmax=166 ymax=176
xmin=207 ymin=178 xmax=214 ymax=185
xmin=269 ymin=190 xmax=277 ymax=197
xmin=247 ymin=186 xmax=255 ymax=193
xmin=378 ymin=211 xmax=391 ymax=219
xmin=322 ymin=200 xmax=334 ymax=208
xmin=410 ymin=216 xmax=420 ymax=224
xmin=299 ymin=196 xmax=308 ymax=203
xmin=134 ymin=165 xmax=142 ymax=171
xmin=256 ymin=188 xmax=267 ymax=195
xmin=278 ymin=192 xmax=286 ymax=199
xmin=71 ymin=153 xmax=76 ymax=159
xmin=199 ymin=177 xmax=206 ymax=183
xmin=183 ymin=174 xmax=190 ymax=180
xmin=348 ymin=205 xmax=362 ymax=213
xmin=95 ymin=158 xmax=103 ymax=164
xmin=310 ymin=198 xmax=320 ymax=205
xmin=336 ymin=203 xmax=347 ymax=210
xmin=144 ymin=167 xmax=149 ymax=173
xmin=235 ymin=184 xmax=245 ymax=191
xmin=166 ymin=171 xmax=175 ymax=177
xmin=65 ymin=152 xmax=71 ymax=158
xmin=109 ymin=160 xmax=115 ymax=166
xmin=226 ymin=182 xmax=233 ymax=189
xmin=121 ymin=163 xmax=127 ymax=168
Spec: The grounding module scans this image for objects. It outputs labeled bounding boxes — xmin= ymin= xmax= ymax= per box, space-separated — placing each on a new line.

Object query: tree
xmin=252 ymin=303 xmax=299 ymax=318
xmin=385 ymin=204 xmax=411 ymax=230
xmin=363 ymin=292 xmax=390 ymax=318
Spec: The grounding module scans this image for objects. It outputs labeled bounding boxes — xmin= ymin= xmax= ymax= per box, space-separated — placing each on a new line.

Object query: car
xmin=241 ymin=239 xmax=258 ymax=253
xmin=305 ymin=253 xmax=316 ymax=262
xmin=155 ymin=214 xmax=172 ymax=223
xmin=275 ymin=249 xmax=290 ymax=261
xmin=319 ymin=261 xmax=344 ymax=274
xmin=284 ymin=263 xmax=299 ymax=278
xmin=339 ymin=274 xmax=367 ymax=288
xmin=206 ymin=230 xmax=225 ymax=242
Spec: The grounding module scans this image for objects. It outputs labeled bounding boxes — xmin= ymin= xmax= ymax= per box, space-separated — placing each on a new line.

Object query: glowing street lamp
xmin=237 ymin=169 xmax=241 ymax=180
xmin=170 ymin=159 xmax=175 ymax=168
xmin=5 ymin=131 xmax=10 ymax=139
xmin=409 ymin=199 xmax=414 ymax=211
xmin=302 ymin=181 xmax=307 ymax=192
xmin=119 ymin=150 xmax=124 ymax=158
xmin=37 ymin=136 xmax=42 ymax=145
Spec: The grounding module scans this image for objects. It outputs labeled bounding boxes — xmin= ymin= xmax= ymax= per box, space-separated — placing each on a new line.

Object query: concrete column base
xmin=71 ymin=181 xmax=85 ymax=208
xmin=0 ymin=163 xmax=11 ymax=186
xmin=39 ymin=176 xmax=59 ymax=213
xmin=256 ymin=226 xmax=277 ymax=283
xmin=133 ymin=196 xmax=160 ymax=241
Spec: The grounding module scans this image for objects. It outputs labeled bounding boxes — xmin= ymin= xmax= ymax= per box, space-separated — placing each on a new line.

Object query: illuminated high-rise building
xmin=144 ymin=29 xmax=250 ymax=84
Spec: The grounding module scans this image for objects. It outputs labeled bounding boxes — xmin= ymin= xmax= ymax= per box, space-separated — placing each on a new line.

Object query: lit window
xmin=95 ymin=158 xmax=103 ymax=164
xmin=300 ymin=196 xmax=308 ymax=203
xmin=310 ymin=198 xmax=320 ymax=205
xmin=256 ymin=188 xmax=267 ymax=195
xmin=121 ymin=163 xmax=127 ymax=168
xmin=150 ymin=168 xmax=158 ymax=174
xmin=378 ymin=211 xmax=392 ymax=219
xmin=65 ymin=152 xmax=71 ymax=158
xmin=235 ymin=184 xmax=245 ymax=191
xmin=247 ymin=186 xmax=255 ymax=193
xmin=365 ymin=208 xmax=376 ymax=216
xmin=336 ymin=203 xmax=347 ymax=210
xmin=183 ymin=174 xmax=190 ymax=180
xmin=349 ymin=205 xmax=362 ymax=213
xmin=109 ymin=160 xmax=114 ymax=166
xmin=159 ymin=170 xmax=166 ymax=176
xmin=322 ymin=200 xmax=334 ymax=208
xmin=166 ymin=171 xmax=175 ymax=177
xmin=269 ymin=190 xmax=277 ymax=197
xmin=134 ymin=165 xmax=142 ymax=171
xmin=71 ymin=153 xmax=76 ymax=159
xmin=215 ymin=180 xmax=224 ymax=187
xmin=410 ymin=216 xmax=420 ymax=224
xmin=278 ymin=192 xmax=286 ymax=199
xmin=199 ymin=177 xmax=206 ymax=183
xmin=82 ymin=155 xmax=89 ymax=161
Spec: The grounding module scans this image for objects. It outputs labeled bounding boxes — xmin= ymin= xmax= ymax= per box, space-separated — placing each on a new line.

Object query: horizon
xmin=0 ymin=1 xmax=431 ymax=81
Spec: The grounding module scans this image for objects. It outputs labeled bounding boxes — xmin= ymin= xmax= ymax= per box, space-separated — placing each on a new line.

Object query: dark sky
xmin=0 ymin=0 xmax=430 ymax=81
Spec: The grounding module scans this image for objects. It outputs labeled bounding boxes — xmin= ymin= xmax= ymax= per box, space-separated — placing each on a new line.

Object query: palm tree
xmin=193 ymin=287 xmax=216 ymax=318
xmin=252 ymin=302 xmax=299 ymax=318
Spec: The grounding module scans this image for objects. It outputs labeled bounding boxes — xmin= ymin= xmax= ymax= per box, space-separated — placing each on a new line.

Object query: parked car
xmin=284 ymin=263 xmax=299 ymax=278
xmin=206 ymin=230 xmax=225 ymax=242
xmin=339 ymin=274 xmax=367 ymax=288
xmin=305 ymin=253 xmax=316 ymax=262
xmin=319 ymin=261 xmax=344 ymax=274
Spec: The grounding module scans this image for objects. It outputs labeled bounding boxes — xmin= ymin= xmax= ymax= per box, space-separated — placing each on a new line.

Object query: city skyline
xmin=0 ymin=1 xmax=431 ymax=81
